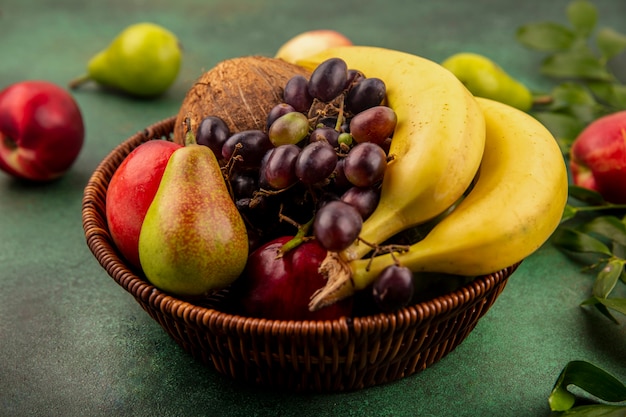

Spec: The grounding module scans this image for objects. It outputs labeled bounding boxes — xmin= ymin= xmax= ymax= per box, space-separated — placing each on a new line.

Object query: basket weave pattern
xmin=82 ymin=117 xmax=518 ymax=392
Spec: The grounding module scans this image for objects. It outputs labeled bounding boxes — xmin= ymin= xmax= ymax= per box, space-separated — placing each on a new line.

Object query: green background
xmin=1 ymin=1 xmax=625 ymax=416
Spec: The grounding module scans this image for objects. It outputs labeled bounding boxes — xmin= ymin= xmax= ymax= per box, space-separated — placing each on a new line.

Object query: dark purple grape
xmin=266 ymin=103 xmax=296 ymax=130
xmin=341 ymin=186 xmax=380 ymax=220
xmin=349 ymin=106 xmax=397 ymax=145
xmin=307 ymin=58 xmax=348 ymax=102
xmin=344 ymin=69 xmax=365 ymax=90
xmin=196 ymin=116 xmax=230 ymax=158
xmin=346 ymin=77 xmax=386 ymax=114
xmin=283 ymin=75 xmax=314 ymax=112
xmin=372 ymin=265 xmax=415 ymax=312
xmin=230 ymin=171 xmax=258 ymax=198
xmin=343 ymin=142 xmax=387 ymax=187
xmin=309 ymin=126 xmax=340 ymax=148
xmin=331 ymin=158 xmax=351 ymax=192
xmin=313 ymin=200 xmax=362 ymax=252
xmin=222 ymin=130 xmax=273 ymax=169
xmin=268 ymin=111 xmax=309 ymax=146
xmin=263 ymin=144 xmax=300 ymax=189
xmin=294 ymin=141 xmax=338 ymax=185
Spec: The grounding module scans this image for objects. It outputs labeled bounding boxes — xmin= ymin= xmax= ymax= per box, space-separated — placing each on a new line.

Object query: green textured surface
xmin=1 ymin=1 xmax=625 ymax=416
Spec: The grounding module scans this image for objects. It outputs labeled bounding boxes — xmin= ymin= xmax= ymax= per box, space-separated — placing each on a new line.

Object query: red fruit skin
xmin=0 ymin=80 xmax=85 ymax=181
xmin=235 ymin=236 xmax=353 ymax=321
xmin=570 ymin=111 xmax=626 ymax=204
xmin=105 ymin=140 xmax=181 ymax=270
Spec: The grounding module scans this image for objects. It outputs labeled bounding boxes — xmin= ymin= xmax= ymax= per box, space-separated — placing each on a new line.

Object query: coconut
xmin=173 ymin=56 xmax=311 ymax=144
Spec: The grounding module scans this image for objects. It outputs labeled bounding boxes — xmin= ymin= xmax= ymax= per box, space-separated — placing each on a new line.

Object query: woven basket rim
xmin=82 ymin=116 xmax=519 ymax=333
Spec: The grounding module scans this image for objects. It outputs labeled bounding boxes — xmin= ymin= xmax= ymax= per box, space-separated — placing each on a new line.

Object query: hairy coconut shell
xmin=174 ymin=56 xmax=311 ymax=144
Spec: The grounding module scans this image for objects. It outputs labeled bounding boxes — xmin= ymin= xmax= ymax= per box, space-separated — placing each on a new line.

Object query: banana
xmin=298 ymin=46 xmax=486 ymax=260
xmin=310 ymin=97 xmax=569 ymax=310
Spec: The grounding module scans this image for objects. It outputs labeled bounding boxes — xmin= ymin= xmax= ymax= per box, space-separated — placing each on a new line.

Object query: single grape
xmin=307 ymin=57 xmax=348 ymax=102
xmin=230 ymin=170 xmax=258 ymax=198
xmin=309 ymin=126 xmax=340 ymax=148
xmin=349 ymin=106 xmax=397 ymax=145
xmin=313 ymin=200 xmax=363 ymax=252
xmin=338 ymin=132 xmax=353 ymax=148
xmin=196 ymin=116 xmax=230 ymax=159
xmin=341 ymin=186 xmax=380 ymax=220
xmin=263 ymin=144 xmax=300 ymax=189
xmin=344 ymin=69 xmax=365 ymax=90
xmin=222 ymin=130 xmax=274 ymax=169
xmin=268 ymin=111 xmax=310 ymax=147
xmin=284 ymin=75 xmax=314 ymax=112
xmin=372 ymin=265 xmax=415 ymax=312
xmin=331 ymin=158 xmax=351 ymax=192
xmin=343 ymin=142 xmax=387 ymax=187
xmin=294 ymin=141 xmax=338 ymax=185
xmin=345 ymin=77 xmax=386 ymax=114
xmin=266 ymin=103 xmax=296 ymax=130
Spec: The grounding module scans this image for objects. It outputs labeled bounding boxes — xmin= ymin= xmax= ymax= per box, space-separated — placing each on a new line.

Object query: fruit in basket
xmin=173 ymin=56 xmax=310 ymax=145
xmin=69 ymin=23 xmax=182 ymax=97
xmin=274 ymin=29 xmax=353 ymax=65
xmin=138 ymin=128 xmax=248 ymax=296
xmin=310 ymin=98 xmax=568 ymax=309
xmin=569 ymin=110 xmax=626 ymax=204
xmin=0 ymin=80 xmax=84 ymax=182
xmin=297 ymin=46 xmax=486 ymax=262
xmin=440 ymin=52 xmax=533 ymax=112
xmin=233 ymin=236 xmax=353 ymax=321
xmin=106 ymin=140 xmax=181 ymax=270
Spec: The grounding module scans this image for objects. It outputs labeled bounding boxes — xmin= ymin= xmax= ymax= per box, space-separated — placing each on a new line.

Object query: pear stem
xmin=68 ymin=74 xmax=90 ymax=90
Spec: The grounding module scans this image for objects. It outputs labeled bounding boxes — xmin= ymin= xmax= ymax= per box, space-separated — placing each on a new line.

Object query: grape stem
xmin=357 ymin=237 xmax=410 ymax=271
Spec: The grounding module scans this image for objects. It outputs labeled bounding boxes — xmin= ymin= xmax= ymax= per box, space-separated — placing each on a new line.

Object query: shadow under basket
xmin=82 ymin=116 xmax=520 ymax=393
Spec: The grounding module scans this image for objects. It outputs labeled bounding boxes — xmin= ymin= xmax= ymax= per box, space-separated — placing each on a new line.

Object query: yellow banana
xmin=310 ymin=97 xmax=569 ymax=310
xmin=298 ymin=46 xmax=486 ymax=260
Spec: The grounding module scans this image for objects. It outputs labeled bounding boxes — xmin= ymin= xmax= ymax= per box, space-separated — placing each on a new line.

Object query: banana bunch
xmin=298 ymin=46 xmax=568 ymax=311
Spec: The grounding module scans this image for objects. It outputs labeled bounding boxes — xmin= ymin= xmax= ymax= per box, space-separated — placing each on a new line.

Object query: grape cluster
xmin=195 ymin=57 xmax=397 ymax=255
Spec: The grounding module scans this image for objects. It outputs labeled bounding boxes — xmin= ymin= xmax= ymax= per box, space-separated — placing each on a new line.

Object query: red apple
xmin=570 ymin=110 xmax=626 ymax=204
xmin=234 ymin=236 xmax=353 ymax=321
xmin=106 ymin=140 xmax=181 ymax=270
xmin=274 ymin=30 xmax=353 ymax=64
xmin=0 ymin=80 xmax=85 ymax=181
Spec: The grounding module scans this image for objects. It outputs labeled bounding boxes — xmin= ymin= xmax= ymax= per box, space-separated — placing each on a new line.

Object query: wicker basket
xmin=82 ymin=116 xmax=519 ymax=393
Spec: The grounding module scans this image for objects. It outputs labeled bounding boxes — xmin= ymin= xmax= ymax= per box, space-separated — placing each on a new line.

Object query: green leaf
xmin=588 ymin=81 xmax=626 ymax=110
xmin=556 ymin=404 xmax=626 ymax=416
xmin=567 ymin=0 xmax=598 ymax=38
xmin=596 ymin=27 xmax=626 ymax=61
xmin=593 ymin=259 xmax=623 ymax=298
xmin=551 ymin=82 xmax=598 ymax=108
xmin=568 ymin=186 xmax=608 ymax=205
xmin=531 ymin=112 xmax=585 ymax=152
xmin=562 ymin=205 xmax=580 ymax=223
xmin=580 ymin=216 xmax=626 ymax=246
xmin=581 ymin=297 xmax=620 ymax=323
xmin=553 ymin=227 xmax=613 ymax=256
xmin=549 ymin=360 xmax=626 ymax=412
xmin=597 ymin=297 xmax=626 ymax=316
xmin=541 ymin=51 xmax=614 ymax=81
xmin=517 ymin=22 xmax=576 ymax=52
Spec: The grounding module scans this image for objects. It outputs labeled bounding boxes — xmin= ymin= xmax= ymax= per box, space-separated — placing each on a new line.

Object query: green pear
xmin=441 ymin=52 xmax=533 ymax=112
xmin=138 ymin=134 xmax=248 ymax=297
xmin=69 ymin=22 xmax=182 ymax=97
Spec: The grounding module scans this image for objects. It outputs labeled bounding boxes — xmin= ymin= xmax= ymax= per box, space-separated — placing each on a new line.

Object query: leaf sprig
xmin=516 ymin=0 xmax=626 ymax=155
xmin=554 ymin=186 xmax=626 ymax=323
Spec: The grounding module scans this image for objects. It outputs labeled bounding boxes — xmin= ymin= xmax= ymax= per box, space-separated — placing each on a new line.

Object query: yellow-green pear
xmin=441 ymin=52 xmax=533 ymax=111
xmin=138 ymin=132 xmax=248 ymax=297
xmin=69 ymin=22 xmax=182 ymax=97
